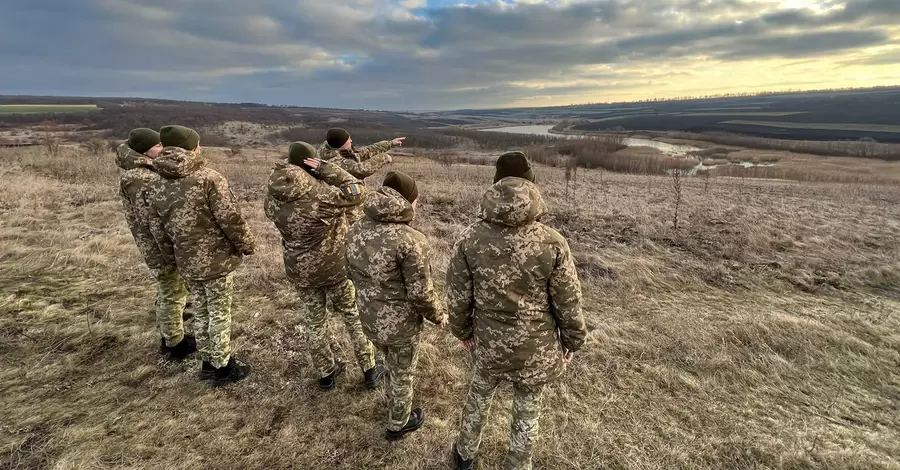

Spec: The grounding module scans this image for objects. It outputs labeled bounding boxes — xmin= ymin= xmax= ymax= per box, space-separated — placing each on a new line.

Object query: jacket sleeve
xmin=337 ymin=152 xmax=391 ymax=179
xmin=148 ymin=201 xmax=176 ymax=267
xmin=353 ymin=140 xmax=393 ymax=161
xmin=446 ymin=236 xmax=475 ymax=340
xmin=311 ymin=162 xmax=368 ymax=211
xmin=400 ymin=235 xmax=444 ymax=325
xmin=207 ymin=175 xmax=257 ymax=256
xmin=548 ymin=235 xmax=587 ymax=353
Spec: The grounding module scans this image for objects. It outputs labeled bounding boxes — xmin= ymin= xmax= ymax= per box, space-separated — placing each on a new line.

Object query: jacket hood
xmin=152 ymin=146 xmax=204 ymax=179
xmin=478 ymin=177 xmax=547 ymax=227
xmin=363 ymin=187 xmax=415 ymax=223
xmin=115 ymin=142 xmax=154 ymax=171
xmin=266 ymin=161 xmax=315 ymax=202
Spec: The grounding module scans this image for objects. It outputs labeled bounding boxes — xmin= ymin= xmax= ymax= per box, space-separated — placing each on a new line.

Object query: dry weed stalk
xmin=670 ymin=168 xmax=685 ymax=231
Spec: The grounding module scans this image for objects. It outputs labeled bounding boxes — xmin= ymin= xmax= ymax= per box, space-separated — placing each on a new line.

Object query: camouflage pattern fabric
xmin=148 ymin=146 xmax=256 ymax=281
xmin=184 ymin=273 xmax=234 ymax=368
xmin=446 ymin=176 xmax=587 ymax=387
xmin=116 ymin=143 xmax=166 ymax=269
xmin=295 ymin=279 xmax=375 ymax=376
xmin=318 ymin=140 xmax=393 ymax=224
xmin=264 ymin=160 xmax=365 ymax=288
xmin=347 ymin=187 xmax=444 ymax=346
xmin=456 ymin=367 xmax=545 ymax=470
xmin=153 ymin=265 xmax=188 ymax=346
xmin=377 ymin=342 xmax=419 ymax=431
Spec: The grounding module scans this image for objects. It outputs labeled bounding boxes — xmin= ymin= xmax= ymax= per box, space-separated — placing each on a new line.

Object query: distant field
xmin=0 ymin=104 xmax=98 ymax=114
xmin=722 ymin=120 xmax=900 ymax=133
xmin=679 ymin=111 xmax=807 ymax=117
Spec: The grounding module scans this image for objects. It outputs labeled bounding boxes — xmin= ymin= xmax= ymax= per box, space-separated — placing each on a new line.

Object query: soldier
xmin=446 ymin=152 xmax=587 ymax=470
xmin=115 ymin=128 xmax=196 ymax=360
xmin=148 ymin=125 xmax=256 ymax=385
xmin=346 ymin=171 xmax=447 ymax=440
xmin=264 ymin=141 xmax=383 ymax=391
xmin=318 ymin=127 xmax=404 ymax=224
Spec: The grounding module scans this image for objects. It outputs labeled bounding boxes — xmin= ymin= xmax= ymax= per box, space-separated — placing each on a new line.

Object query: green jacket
xmin=446 ymin=177 xmax=586 ymax=386
xmin=347 ymin=187 xmax=443 ymax=346
xmin=148 ymin=147 xmax=256 ymax=281
xmin=264 ymin=160 xmax=366 ymax=288
xmin=115 ymin=143 xmax=166 ymax=270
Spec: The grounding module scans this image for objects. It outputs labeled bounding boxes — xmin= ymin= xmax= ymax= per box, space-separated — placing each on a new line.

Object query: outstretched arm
xmin=337 ymin=152 xmax=391 ymax=179
xmin=353 ymin=140 xmax=393 ymax=161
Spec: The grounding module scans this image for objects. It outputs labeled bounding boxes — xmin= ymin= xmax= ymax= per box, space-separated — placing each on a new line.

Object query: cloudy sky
xmin=1 ymin=0 xmax=898 ymax=110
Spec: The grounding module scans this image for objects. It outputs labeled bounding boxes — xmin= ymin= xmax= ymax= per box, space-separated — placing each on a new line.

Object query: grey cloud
xmin=0 ymin=0 xmax=896 ymax=110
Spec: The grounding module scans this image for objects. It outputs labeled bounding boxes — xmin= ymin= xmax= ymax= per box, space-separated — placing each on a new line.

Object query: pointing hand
xmin=391 ymin=137 xmax=406 ymax=147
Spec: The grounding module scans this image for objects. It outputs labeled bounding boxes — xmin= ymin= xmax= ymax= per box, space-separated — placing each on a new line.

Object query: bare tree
xmin=671 ymin=168 xmax=685 ymax=231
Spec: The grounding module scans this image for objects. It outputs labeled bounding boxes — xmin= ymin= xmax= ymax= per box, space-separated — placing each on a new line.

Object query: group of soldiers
xmin=115 ymin=125 xmax=587 ymax=470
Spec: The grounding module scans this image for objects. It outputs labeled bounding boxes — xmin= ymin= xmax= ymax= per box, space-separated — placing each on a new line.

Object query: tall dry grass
xmin=1 ymin=145 xmax=899 ymax=469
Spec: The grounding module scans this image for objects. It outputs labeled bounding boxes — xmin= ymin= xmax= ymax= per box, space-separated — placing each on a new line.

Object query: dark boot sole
xmin=385 ymin=411 xmax=425 ymax=441
xmin=319 ymin=362 xmax=345 ymax=390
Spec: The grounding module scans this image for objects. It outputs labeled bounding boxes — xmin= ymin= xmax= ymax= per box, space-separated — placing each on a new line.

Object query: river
xmin=477 ymin=125 xmax=701 ymax=156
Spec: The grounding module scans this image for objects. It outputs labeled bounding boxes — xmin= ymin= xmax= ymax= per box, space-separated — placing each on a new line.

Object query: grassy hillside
xmin=1 ymin=143 xmax=899 ymax=469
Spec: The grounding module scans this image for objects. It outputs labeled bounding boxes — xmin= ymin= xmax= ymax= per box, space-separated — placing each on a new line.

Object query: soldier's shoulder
xmin=534 ymin=222 xmax=570 ymax=249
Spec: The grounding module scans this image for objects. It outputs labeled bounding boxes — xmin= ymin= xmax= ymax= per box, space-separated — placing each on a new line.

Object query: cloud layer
xmin=1 ymin=0 xmax=898 ymax=110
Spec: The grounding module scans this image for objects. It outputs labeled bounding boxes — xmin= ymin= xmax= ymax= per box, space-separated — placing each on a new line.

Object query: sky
xmin=0 ymin=0 xmax=898 ymax=111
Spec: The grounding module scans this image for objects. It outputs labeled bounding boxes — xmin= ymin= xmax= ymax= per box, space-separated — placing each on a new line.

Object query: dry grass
xmin=1 ymin=144 xmax=900 ymax=470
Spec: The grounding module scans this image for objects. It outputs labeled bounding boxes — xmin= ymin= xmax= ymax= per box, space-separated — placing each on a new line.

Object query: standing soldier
xmin=318 ymin=127 xmax=404 ymax=224
xmin=446 ymin=152 xmax=587 ymax=470
xmin=148 ymin=125 xmax=256 ymax=385
xmin=346 ymin=171 xmax=447 ymax=440
xmin=265 ymin=141 xmax=383 ymax=391
xmin=115 ymin=128 xmax=195 ymax=360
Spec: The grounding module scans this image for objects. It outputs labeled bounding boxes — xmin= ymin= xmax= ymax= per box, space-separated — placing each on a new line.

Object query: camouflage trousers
xmin=295 ymin=279 xmax=375 ymax=377
xmin=184 ymin=274 xmax=234 ymax=369
xmin=456 ymin=368 xmax=545 ymax=470
xmin=376 ymin=342 xmax=420 ymax=431
xmin=152 ymin=266 xmax=188 ymax=347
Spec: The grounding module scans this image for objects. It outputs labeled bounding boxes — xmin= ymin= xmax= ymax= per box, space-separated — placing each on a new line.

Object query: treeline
xmin=668 ymin=132 xmax=900 ymax=161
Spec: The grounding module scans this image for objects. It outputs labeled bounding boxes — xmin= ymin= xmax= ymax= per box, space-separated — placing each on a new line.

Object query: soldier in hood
xmin=264 ymin=141 xmax=383 ymax=391
xmin=446 ymin=152 xmax=587 ymax=470
xmin=148 ymin=125 xmax=257 ymax=386
xmin=346 ymin=171 xmax=447 ymax=440
xmin=115 ymin=128 xmax=195 ymax=361
xmin=317 ymin=127 xmax=405 ymax=224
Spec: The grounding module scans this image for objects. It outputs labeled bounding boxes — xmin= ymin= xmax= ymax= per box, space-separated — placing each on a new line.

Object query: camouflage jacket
xmin=347 ymin=187 xmax=443 ymax=346
xmin=318 ymin=140 xmax=393 ymax=224
xmin=264 ymin=160 xmax=366 ymax=288
xmin=148 ymin=147 xmax=256 ymax=281
xmin=446 ymin=177 xmax=586 ymax=386
xmin=116 ymin=143 xmax=166 ymax=269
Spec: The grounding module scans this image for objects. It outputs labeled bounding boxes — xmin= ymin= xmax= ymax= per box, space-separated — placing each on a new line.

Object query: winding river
xmin=477 ymin=125 xmax=702 ymax=156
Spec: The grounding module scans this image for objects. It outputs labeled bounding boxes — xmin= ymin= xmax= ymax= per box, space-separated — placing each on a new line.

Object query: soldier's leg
xmin=184 ymin=279 xmax=210 ymax=363
xmin=296 ymin=285 xmax=336 ymax=377
xmin=503 ymin=382 xmax=545 ymax=470
xmin=456 ymin=368 xmax=502 ymax=461
xmin=155 ymin=266 xmax=188 ymax=347
xmin=204 ymin=273 xmax=234 ymax=369
xmin=384 ymin=343 xmax=419 ymax=431
xmin=329 ymin=279 xmax=375 ymax=372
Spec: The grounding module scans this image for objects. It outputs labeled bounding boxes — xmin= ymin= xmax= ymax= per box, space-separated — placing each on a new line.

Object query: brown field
xmin=2 ymin=140 xmax=900 ymax=470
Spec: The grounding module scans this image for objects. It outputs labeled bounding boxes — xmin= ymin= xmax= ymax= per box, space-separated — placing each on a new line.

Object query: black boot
xmin=452 ymin=444 xmax=474 ymax=470
xmin=199 ymin=361 xmax=215 ymax=381
xmin=160 ymin=335 xmax=197 ymax=361
xmin=363 ymin=364 xmax=385 ymax=390
xmin=385 ymin=408 xmax=425 ymax=441
xmin=319 ymin=361 xmax=344 ymax=390
xmin=210 ymin=357 xmax=251 ymax=386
